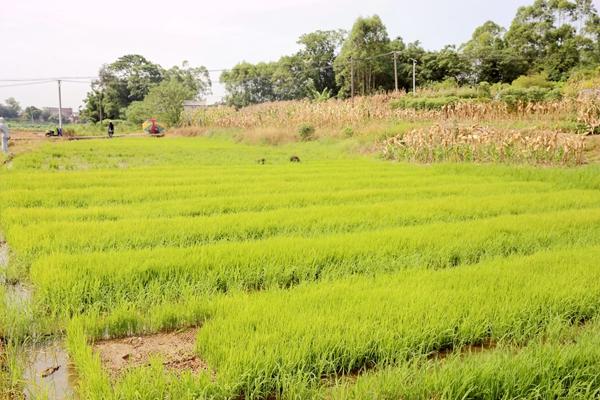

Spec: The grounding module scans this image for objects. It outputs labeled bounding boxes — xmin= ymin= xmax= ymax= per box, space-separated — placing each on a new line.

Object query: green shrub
xmin=298 ymin=124 xmax=316 ymax=141
xmin=391 ymin=96 xmax=460 ymax=110
xmin=512 ymin=72 xmax=555 ymax=89
xmin=497 ymin=87 xmax=563 ymax=106
xmin=342 ymin=127 xmax=354 ymax=138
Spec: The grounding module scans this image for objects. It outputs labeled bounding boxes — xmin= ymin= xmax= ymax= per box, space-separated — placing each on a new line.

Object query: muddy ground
xmin=93 ymin=328 xmax=208 ymax=379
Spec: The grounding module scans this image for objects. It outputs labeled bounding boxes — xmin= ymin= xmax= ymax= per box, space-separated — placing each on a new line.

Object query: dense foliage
xmin=220 ymin=0 xmax=600 ymax=106
xmin=81 ymin=57 xmax=211 ymax=123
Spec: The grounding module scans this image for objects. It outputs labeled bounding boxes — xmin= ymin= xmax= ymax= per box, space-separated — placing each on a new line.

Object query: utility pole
xmin=98 ymin=88 xmax=103 ymax=123
xmin=350 ymin=56 xmax=355 ymax=103
xmin=410 ymin=59 xmax=417 ymax=94
xmin=57 ymin=80 xmax=63 ymax=130
xmin=393 ymin=52 xmax=399 ymax=92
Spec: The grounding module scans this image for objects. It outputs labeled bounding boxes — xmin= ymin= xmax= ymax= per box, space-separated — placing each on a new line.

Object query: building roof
xmin=183 ymin=100 xmax=207 ymax=107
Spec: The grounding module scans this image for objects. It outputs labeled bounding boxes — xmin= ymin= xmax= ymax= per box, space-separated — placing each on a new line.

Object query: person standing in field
xmin=0 ymin=117 xmax=10 ymax=154
xmin=108 ymin=121 xmax=115 ymax=138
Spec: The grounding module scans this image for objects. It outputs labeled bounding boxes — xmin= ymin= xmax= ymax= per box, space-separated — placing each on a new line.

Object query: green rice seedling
xmin=29 ymin=208 xmax=600 ymax=318
xmin=328 ymin=321 xmax=600 ymax=399
xmin=196 ymin=247 xmax=600 ymax=398
xmin=6 ymin=189 xmax=600 ymax=261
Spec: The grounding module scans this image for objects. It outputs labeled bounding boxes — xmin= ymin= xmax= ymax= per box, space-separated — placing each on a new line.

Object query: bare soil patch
xmin=428 ymin=339 xmax=497 ymax=361
xmin=93 ymin=328 xmax=208 ymax=379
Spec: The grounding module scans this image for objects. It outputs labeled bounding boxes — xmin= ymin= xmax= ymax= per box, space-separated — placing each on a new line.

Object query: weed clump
xmin=298 ymin=124 xmax=316 ymax=141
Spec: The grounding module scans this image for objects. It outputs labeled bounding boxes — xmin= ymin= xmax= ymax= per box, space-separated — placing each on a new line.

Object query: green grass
xmin=328 ymin=320 xmax=600 ymax=399
xmin=3 ymin=136 xmax=600 ymax=398
xmin=9 ymin=121 xmax=141 ymax=136
xmin=194 ymin=247 xmax=600 ymax=397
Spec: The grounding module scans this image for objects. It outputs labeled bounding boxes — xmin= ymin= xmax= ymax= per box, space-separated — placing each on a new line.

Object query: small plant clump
xmin=297 ymin=124 xmax=316 ymax=141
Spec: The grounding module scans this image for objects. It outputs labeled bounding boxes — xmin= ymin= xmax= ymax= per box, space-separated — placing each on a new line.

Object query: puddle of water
xmin=6 ymin=283 xmax=33 ymax=312
xmin=0 ymin=239 xmax=75 ymax=399
xmin=0 ymin=240 xmax=8 ymax=283
xmin=23 ymin=342 xmax=77 ymax=400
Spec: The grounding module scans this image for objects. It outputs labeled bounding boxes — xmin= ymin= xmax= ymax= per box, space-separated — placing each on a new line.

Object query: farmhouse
xmin=182 ymin=100 xmax=208 ymax=112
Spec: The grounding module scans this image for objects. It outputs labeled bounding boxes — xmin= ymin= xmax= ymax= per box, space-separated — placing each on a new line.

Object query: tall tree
xmin=271 ymin=54 xmax=314 ymax=100
xmin=420 ymin=46 xmax=471 ymax=84
xmin=82 ymin=56 xmax=210 ymax=121
xmin=163 ymin=61 xmax=212 ymax=100
xmin=22 ymin=106 xmax=42 ymax=122
xmin=0 ymin=98 xmax=21 ymax=119
xmin=461 ymin=21 xmax=528 ymax=83
xmin=505 ymin=0 xmax=600 ymax=80
xmin=126 ymin=79 xmax=195 ymax=126
xmin=334 ymin=15 xmax=393 ymax=97
xmin=84 ymin=55 xmax=163 ymax=120
xmin=220 ymin=62 xmax=277 ymax=108
xmin=296 ymin=30 xmax=345 ymax=96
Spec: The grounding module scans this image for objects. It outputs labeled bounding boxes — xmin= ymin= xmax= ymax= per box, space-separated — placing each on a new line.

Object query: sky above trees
xmin=1 ymin=0 xmax=598 ymax=108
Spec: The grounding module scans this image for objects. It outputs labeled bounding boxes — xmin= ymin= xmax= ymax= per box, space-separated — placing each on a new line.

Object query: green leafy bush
xmin=497 ymin=87 xmax=563 ymax=106
xmin=298 ymin=123 xmax=316 ymax=141
xmin=512 ymin=72 xmax=555 ymax=89
xmin=342 ymin=127 xmax=354 ymax=138
xmin=391 ymin=96 xmax=460 ymax=110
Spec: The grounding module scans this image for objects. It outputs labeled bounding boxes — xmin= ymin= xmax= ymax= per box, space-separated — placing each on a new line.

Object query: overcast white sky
xmin=1 ymin=0 xmax=598 ymax=110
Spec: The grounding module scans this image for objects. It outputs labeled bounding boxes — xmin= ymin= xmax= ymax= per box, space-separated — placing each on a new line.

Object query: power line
xmin=0 ymin=76 xmax=97 ymax=83
xmin=0 ymin=50 xmax=537 ymax=85
xmin=0 ymin=80 xmax=56 ymax=88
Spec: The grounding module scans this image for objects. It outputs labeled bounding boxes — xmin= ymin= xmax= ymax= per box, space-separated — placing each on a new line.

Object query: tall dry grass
xmin=381 ymin=124 xmax=586 ymax=166
xmin=182 ymin=95 xmax=599 ymax=134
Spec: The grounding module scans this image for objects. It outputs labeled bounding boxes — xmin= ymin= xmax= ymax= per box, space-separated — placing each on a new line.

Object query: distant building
xmin=44 ymin=107 xmax=74 ymax=122
xmin=183 ymin=100 xmax=207 ymax=112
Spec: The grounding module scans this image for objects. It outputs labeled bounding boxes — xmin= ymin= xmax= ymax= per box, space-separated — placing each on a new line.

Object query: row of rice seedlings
xmin=381 ymin=124 xmax=586 ymax=165
xmin=195 ymin=246 xmax=600 ymax=398
xmin=7 ymin=189 xmax=600 ymax=260
xmin=0 ymin=167 xmax=511 ymax=209
xmin=1 ymin=179 xmax=550 ymax=228
xmin=7 ymin=135 xmax=360 ymax=172
xmin=0 ymin=160 xmax=480 ymax=196
xmin=29 ymin=207 xmax=600 ymax=318
xmin=327 ymin=320 xmax=600 ymax=399
xmin=64 ymin=293 xmax=600 ymax=399
xmin=0 ymin=163 xmax=391 ymax=193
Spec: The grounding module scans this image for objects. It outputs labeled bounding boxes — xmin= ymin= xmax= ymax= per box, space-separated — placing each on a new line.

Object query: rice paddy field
xmin=3 ymin=136 xmax=600 ymax=399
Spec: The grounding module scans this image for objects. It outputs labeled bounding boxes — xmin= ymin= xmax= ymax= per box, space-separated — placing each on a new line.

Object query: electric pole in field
xmin=99 ymin=88 xmax=103 ymax=123
xmin=57 ymin=80 xmax=63 ymax=130
xmin=393 ymin=52 xmax=399 ymax=92
xmin=410 ymin=59 xmax=417 ymax=94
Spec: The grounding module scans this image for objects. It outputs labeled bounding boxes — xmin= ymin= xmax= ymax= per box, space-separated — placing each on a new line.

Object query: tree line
xmin=221 ymin=0 xmax=600 ymax=107
xmin=81 ymin=55 xmax=211 ymax=124
xmin=77 ymin=0 xmax=600 ymax=124
xmin=0 ymin=98 xmax=70 ymax=123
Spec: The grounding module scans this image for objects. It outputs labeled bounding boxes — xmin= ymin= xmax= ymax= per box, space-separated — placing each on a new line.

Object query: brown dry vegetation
xmin=381 ymin=124 xmax=586 ymax=166
xmin=174 ymin=93 xmax=600 ymax=165
xmin=182 ymin=95 xmax=597 ymax=131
